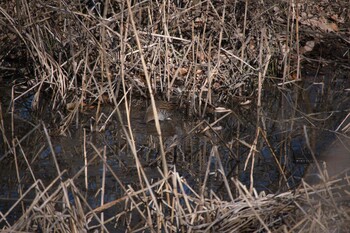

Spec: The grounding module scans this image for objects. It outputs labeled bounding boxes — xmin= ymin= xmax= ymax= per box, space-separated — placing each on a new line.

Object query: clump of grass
xmin=1 ymin=1 xmax=294 ymax=120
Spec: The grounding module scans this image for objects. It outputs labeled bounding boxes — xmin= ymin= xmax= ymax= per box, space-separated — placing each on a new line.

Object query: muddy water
xmin=1 ymin=69 xmax=350 ymax=226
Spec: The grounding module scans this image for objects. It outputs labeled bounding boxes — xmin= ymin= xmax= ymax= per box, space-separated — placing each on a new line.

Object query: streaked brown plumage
xmin=145 ymin=101 xmax=177 ymax=123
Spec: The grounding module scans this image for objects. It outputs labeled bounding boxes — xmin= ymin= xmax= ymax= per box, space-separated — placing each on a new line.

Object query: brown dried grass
xmin=1 ymin=126 xmax=349 ymax=232
xmin=1 ymin=0 xmax=350 ymax=232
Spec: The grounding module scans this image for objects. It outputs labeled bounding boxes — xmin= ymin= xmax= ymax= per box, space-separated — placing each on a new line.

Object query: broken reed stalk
xmin=12 ymin=138 xmax=25 ymax=214
xmin=126 ymin=0 xmax=168 ymax=177
xmin=83 ymin=128 xmax=88 ymax=190
xmin=241 ymin=0 xmax=248 ymax=71
xmin=100 ymin=146 xmax=106 ymax=232
xmin=260 ymin=129 xmax=290 ymax=186
xmin=282 ymin=1 xmax=293 ymax=85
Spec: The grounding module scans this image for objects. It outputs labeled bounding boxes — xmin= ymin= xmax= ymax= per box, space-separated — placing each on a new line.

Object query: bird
xmin=145 ymin=101 xmax=177 ymax=123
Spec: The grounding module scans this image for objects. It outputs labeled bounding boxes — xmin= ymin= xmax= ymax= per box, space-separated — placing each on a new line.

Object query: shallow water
xmin=1 ymin=68 xmax=350 ymax=228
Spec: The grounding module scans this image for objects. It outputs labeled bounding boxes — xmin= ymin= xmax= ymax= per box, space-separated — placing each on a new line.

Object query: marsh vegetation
xmin=1 ymin=0 xmax=350 ymax=232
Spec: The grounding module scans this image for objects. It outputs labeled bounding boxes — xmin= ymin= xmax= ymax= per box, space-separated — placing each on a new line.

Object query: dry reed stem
xmin=1 ymin=0 xmax=350 ymax=232
xmin=126 ymin=0 xmax=168 ymax=178
xmin=1 ymin=157 xmax=349 ymax=232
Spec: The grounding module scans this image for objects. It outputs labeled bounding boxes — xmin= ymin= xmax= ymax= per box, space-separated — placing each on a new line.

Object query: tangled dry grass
xmin=1 ymin=145 xmax=349 ymax=232
xmin=1 ymin=0 xmax=350 ymax=232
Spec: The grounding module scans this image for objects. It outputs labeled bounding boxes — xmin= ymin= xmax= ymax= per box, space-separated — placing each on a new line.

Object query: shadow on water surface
xmin=1 ymin=69 xmax=350 ymax=229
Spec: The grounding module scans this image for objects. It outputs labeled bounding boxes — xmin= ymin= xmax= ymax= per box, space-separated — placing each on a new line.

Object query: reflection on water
xmin=1 ymin=70 xmax=350 ymax=227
